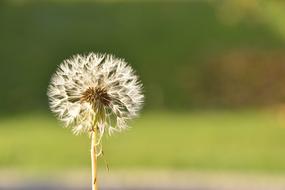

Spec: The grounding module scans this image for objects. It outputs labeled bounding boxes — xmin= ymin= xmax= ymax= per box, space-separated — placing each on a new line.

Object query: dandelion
xmin=47 ymin=52 xmax=144 ymax=190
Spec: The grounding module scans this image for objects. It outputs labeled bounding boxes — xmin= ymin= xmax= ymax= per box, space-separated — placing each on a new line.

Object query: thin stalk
xmin=91 ymin=130 xmax=98 ymax=190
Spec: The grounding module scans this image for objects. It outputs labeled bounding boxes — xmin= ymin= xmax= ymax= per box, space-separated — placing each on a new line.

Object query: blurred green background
xmin=1 ymin=0 xmax=285 ymax=174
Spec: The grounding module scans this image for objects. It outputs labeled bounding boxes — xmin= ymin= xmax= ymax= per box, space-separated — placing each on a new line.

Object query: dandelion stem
xmin=91 ymin=130 xmax=98 ymax=190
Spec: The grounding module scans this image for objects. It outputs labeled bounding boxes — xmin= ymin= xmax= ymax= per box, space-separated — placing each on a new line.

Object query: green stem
xmin=91 ymin=130 xmax=98 ymax=190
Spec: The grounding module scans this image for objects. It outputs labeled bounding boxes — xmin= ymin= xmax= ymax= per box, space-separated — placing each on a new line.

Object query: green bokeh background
xmin=1 ymin=0 xmax=285 ymax=173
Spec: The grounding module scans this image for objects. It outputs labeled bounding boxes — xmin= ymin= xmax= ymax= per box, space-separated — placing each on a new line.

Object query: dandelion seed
xmin=47 ymin=52 xmax=144 ymax=190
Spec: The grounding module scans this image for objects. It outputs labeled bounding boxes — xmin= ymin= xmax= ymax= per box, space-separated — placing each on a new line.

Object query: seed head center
xmin=81 ymin=87 xmax=111 ymax=106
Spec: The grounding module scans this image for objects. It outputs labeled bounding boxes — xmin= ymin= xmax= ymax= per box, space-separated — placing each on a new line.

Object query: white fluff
xmin=47 ymin=53 xmax=144 ymax=152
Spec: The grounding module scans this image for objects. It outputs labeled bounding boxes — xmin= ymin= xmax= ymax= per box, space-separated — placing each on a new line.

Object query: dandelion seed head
xmin=47 ymin=53 xmax=144 ymax=141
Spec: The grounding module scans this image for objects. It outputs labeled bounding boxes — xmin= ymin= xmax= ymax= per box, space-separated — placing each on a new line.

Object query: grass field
xmin=1 ymin=110 xmax=285 ymax=173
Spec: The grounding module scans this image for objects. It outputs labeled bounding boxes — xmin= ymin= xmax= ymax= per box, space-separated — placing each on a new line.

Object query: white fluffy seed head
xmin=47 ymin=53 xmax=144 ymax=139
